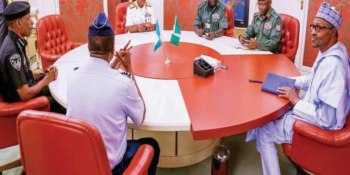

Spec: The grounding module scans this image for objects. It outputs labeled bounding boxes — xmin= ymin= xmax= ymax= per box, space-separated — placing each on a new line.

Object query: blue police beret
xmin=3 ymin=1 xmax=30 ymax=21
xmin=88 ymin=12 xmax=114 ymax=36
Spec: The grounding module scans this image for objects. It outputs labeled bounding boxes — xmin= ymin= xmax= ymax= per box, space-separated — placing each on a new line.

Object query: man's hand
xmin=277 ymin=87 xmax=300 ymax=105
xmin=144 ymin=23 xmax=155 ymax=31
xmin=111 ymin=40 xmax=133 ymax=70
xmin=246 ymin=38 xmax=258 ymax=49
xmin=196 ymin=28 xmax=204 ymax=37
xmin=206 ymin=32 xmax=215 ymax=40
xmin=137 ymin=24 xmax=146 ymax=32
xmin=239 ymin=35 xmax=248 ymax=45
xmin=43 ymin=68 xmax=56 ymax=84
xmin=44 ymin=65 xmax=58 ymax=80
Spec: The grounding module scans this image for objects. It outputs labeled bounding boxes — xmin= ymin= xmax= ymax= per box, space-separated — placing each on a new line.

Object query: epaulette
xmin=121 ymin=71 xmax=131 ymax=78
xmin=218 ymin=1 xmax=226 ymax=10
xmin=271 ymin=10 xmax=280 ymax=19
xmin=253 ymin=12 xmax=260 ymax=17
xmin=198 ymin=1 xmax=206 ymax=9
xmin=253 ymin=12 xmax=259 ymax=23
xmin=129 ymin=3 xmax=136 ymax=9
xmin=145 ymin=2 xmax=152 ymax=7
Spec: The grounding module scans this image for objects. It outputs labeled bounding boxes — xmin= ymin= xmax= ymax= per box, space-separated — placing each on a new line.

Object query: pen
xmin=249 ymin=79 xmax=263 ymax=83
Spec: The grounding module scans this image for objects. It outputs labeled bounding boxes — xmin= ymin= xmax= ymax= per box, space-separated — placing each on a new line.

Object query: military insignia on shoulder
xmin=129 ymin=3 xmax=136 ymax=9
xmin=198 ymin=1 xmax=206 ymax=9
xmin=275 ymin=24 xmax=281 ymax=32
xmin=121 ymin=71 xmax=131 ymax=78
xmin=145 ymin=2 xmax=152 ymax=7
xmin=9 ymin=54 xmax=21 ymax=71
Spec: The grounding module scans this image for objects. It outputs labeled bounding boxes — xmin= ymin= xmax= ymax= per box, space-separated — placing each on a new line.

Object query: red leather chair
xmin=17 ymin=110 xmax=154 ymax=175
xmin=115 ymin=2 xmax=133 ymax=35
xmin=225 ymin=4 xmax=234 ymax=37
xmin=0 ymin=95 xmax=50 ymax=173
xmin=280 ymin=14 xmax=300 ymax=63
xmin=36 ymin=15 xmax=84 ymax=70
xmin=282 ymin=112 xmax=350 ymax=175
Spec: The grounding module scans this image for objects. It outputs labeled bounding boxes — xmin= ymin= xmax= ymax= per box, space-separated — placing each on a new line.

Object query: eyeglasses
xmin=310 ymin=24 xmax=334 ymax=33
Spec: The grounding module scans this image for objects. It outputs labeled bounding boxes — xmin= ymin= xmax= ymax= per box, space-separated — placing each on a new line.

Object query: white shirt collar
xmin=89 ymin=56 xmax=110 ymax=68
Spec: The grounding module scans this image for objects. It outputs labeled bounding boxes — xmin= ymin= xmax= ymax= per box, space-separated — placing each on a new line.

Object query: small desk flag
xmin=154 ymin=20 xmax=162 ymax=52
xmin=170 ymin=15 xmax=181 ymax=46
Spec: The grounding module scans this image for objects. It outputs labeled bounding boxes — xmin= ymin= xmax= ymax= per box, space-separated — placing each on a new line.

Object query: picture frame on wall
xmin=224 ymin=0 xmax=250 ymax=28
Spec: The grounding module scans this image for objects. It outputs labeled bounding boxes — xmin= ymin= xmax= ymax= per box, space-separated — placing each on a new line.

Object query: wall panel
xmin=303 ymin=0 xmax=350 ymax=67
xmin=59 ymin=0 xmax=104 ymax=42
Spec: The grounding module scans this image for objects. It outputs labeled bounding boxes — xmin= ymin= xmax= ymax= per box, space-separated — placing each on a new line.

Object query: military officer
xmin=239 ymin=0 xmax=283 ymax=53
xmin=67 ymin=12 xmax=159 ymax=175
xmin=194 ymin=0 xmax=228 ymax=40
xmin=125 ymin=0 xmax=156 ymax=33
xmin=0 ymin=2 xmax=63 ymax=113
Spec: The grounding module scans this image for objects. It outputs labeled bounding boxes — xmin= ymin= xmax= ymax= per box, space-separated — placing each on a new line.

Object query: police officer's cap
xmin=3 ymin=1 xmax=31 ymax=21
xmin=89 ymin=12 xmax=114 ymax=36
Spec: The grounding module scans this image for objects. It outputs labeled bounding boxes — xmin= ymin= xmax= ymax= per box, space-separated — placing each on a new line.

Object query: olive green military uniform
xmin=244 ymin=8 xmax=283 ymax=53
xmin=193 ymin=0 xmax=228 ymax=34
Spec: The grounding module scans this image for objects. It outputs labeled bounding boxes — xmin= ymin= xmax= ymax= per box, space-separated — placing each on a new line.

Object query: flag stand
xmin=165 ymin=44 xmax=173 ymax=65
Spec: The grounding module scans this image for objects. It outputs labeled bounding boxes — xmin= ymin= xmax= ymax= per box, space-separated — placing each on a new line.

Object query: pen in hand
xmin=249 ymin=79 xmax=263 ymax=83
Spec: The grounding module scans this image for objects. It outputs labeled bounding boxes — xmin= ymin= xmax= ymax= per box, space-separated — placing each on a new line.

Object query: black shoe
xmin=297 ymin=168 xmax=309 ymax=175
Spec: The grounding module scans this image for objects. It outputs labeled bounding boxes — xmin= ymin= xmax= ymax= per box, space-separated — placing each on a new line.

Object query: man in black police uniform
xmin=0 ymin=2 xmax=63 ymax=113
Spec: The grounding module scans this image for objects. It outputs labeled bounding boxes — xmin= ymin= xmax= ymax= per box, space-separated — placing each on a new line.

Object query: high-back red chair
xmin=0 ymin=95 xmax=50 ymax=173
xmin=17 ymin=110 xmax=154 ymax=175
xmin=282 ymin=112 xmax=350 ymax=175
xmin=225 ymin=4 xmax=234 ymax=37
xmin=115 ymin=2 xmax=133 ymax=35
xmin=36 ymin=15 xmax=84 ymax=70
xmin=280 ymin=13 xmax=300 ymax=63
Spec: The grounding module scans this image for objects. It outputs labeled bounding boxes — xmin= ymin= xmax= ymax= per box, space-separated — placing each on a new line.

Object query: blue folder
xmin=261 ymin=73 xmax=296 ymax=95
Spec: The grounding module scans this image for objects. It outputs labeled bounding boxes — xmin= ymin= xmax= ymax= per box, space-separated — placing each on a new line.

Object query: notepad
xmin=261 ymin=73 xmax=296 ymax=95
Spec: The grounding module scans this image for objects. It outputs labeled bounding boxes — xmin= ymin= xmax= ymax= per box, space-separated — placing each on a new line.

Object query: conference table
xmin=49 ymin=31 xmax=300 ymax=168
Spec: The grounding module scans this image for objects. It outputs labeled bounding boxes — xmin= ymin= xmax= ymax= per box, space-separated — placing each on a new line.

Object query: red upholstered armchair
xmin=115 ymin=2 xmax=133 ymax=35
xmin=280 ymin=14 xmax=300 ymax=63
xmin=225 ymin=4 xmax=234 ymax=37
xmin=36 ymin=15 xmax=84 ymax=70
xmin=0 ymin=95 xmax=50 ymax=173
xmin=17 ymin=110 xmax=154 ymax=175
xmin=282 ymin=112 xmax=350 ymax=175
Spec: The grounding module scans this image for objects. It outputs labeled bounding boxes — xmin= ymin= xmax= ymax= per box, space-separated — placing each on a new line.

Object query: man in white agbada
xmin=246 ymin=2 xmax=350 ymax=175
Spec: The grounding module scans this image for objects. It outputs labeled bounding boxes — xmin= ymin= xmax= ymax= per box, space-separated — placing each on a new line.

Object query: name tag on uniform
xmin=205 ymin=23 xmax=211 ymax=29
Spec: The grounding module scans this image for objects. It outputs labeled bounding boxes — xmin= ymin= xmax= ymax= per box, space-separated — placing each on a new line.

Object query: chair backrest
xmin=280 ymin=13 xmax=300 ymax=62
xmin=115 ymin=2 xmax=133 ymax=35
xmin=36 ymin=15 xmax=70 ymax=55
xmin=225 ymin=4 xmax=235 ymax=37
xmin=17 ymin=110 xmax=112 ymax=175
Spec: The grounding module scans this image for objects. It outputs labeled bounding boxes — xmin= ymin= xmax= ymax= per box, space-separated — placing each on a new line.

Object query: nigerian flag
xmin=170 ymin=16 xmax=181 ymax=46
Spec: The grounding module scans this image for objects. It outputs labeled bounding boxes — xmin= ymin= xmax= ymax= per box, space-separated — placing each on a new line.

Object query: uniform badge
xmin=212 ymin=13 xmax=220 ymax=20
xmin=275 ymin=24 xmax=281 ymax=32
xmin=264 ymin=22 xmax=272 ymax=29
xmin=10 ymin=54 xmax=21 ymax=71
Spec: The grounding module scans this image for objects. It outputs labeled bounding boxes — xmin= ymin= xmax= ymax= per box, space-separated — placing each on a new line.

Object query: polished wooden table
xmin=49 ymin=31 xmax=299 ymax=167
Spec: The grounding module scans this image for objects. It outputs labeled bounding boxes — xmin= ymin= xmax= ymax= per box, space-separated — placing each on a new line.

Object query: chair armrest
xmin=123 ymin=144 xmax=154 ymax=175
xmin=66 ymin=41 xmax=85 ymax=51
xmin=39 ymin=50 xmax=63 ymax=62
xmin=293 ymin=120 xmax=350 ymax=147
xmin=225 ymin=28 xmax=234 ymax=37
xmin=0 ymin=96 xmax=50 ymax=117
